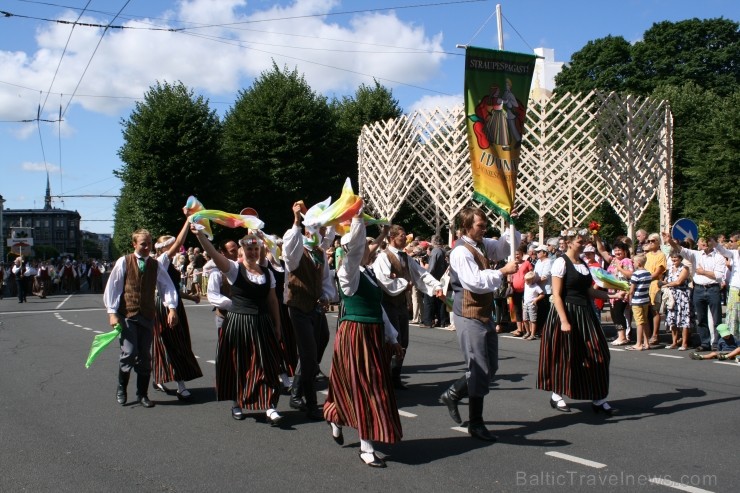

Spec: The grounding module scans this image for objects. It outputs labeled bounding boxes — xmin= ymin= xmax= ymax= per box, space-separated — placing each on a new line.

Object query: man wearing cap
xmin=689 ymin=323 xmax=738 ymax=360
xmin=440 ymin=207 xmax=518 ymax=442
xmin=103 ymin=229 xmax=180 ymax=408
xmin=373 ymin=224 xmax=444 ymax=390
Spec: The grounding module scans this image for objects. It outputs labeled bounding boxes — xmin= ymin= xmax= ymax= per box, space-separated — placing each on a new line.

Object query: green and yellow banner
xmin=464 ymin=47 xmax=536 ymax=222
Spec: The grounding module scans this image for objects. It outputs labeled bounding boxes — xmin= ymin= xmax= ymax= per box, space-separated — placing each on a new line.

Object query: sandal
xmin=665 ymin=344 xmax=678 ymax=349
xmin=689 ymin=353 xmax=704 ymax=360
xmin=718 ymin=354 xmax=728 ymax=361
xmin=677 ymin=346 xmax=689 ymax=351
xmin=510 ymin=330 xmax=524 ymax=337
xmin=610 ymin=339 xmax=630 ymax=346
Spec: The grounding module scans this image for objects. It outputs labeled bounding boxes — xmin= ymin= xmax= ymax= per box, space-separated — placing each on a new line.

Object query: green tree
xmin=630 ymin=18 xmax=739 ymax=97
xmin=221 ymin=63 xmax=344 ymax=234
xmin=113 ymin=81 xmax=221 ymax=254
xmin=554 ymin=36 xmax=633 ymax=95
xmin=331 ymin=80 xmax=403 ymax=184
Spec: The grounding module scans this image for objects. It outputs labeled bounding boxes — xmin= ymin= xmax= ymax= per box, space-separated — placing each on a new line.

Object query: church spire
xmin=44 ymin=172 xmax=52 ymax=210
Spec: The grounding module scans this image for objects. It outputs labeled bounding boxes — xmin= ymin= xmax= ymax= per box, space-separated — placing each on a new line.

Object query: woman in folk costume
xmin=537 ymin=228 xmax=622 ymax=415
xmin=192 ymin=225 xmax=285 ymax=424
xmin=152 ymin=219 xmax=203 ymax=400
xmin=324 ymin=206 xmax=404 ymax=468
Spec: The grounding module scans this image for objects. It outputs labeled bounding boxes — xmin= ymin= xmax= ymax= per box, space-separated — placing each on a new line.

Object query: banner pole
xmin=496 ymin=4 xmax=515 ymax=259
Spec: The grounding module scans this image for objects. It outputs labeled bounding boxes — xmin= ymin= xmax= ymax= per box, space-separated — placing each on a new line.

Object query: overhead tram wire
xmin=180 ymin=30 xmax=454 ymax=97
xmin=61 ymin=0 xmax=133 ymax=119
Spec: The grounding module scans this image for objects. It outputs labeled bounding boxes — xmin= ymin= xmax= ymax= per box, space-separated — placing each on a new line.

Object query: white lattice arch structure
xmin=358 ymin=90 xmax=673 ymax=242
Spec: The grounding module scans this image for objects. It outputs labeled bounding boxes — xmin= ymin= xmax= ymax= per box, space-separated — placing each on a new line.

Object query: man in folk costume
xmin=373 ymin=224 xmax=445 ymax=390
xmin=103 ymin=229 xmax=179 ymax=408
xmin=283 ymin=201 xmax=336 ymax=420
xmin=441 ymin=207 xmax=518 ymax=441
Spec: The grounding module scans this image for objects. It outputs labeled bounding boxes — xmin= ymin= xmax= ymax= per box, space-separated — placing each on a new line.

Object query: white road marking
xmin=55 ymin=295 xmax=73 ymax=309
xmin=93 ymin=330 xmax=104 ymax=334
xmin=650 ymin=353 xmax=684 ymax=359
xmin=206 ymin=360 xmax=215 ymax=364
xmin=398 ymin=410 xmax=417 ymax=418
xmin=648 ymin=477 xmax=715 ymax=493
xmin=545 ymin=451 xmax=606 ymax=469
xmin=714 ymin=361 xmax=740 ymax=367
xmin=500 ymin=335 xmax=524 ymax=340
xmin=2 ymin=308 xmax=106 ymax=316
xmin=609 ymin=348 xmax=626 ymax=352
xmin=451 ymin=426 xmax=468 ymax=434
xmin=83 ymin=327 xmax=92 ymax=331
xmin=74 ymin=324 xmax=83 ymax=327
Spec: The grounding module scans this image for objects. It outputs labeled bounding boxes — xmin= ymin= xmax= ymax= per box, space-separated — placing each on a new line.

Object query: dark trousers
xmin=422 ymin=294 xmax=449 ymax=327
xmin=288 ymin=307 xmax=329 ymax=403
xmin=119 ymin=314 xmax=154 ymax=374
xmin=693 ymin=284 xmax=722 ymax=348
xmin=16 ymin=278 xmax=26 ymax=302
xmin=382 ymin=300 xmax=410 ymax=376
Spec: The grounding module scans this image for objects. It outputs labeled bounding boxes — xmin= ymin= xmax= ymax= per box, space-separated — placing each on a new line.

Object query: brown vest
xmin=216 ymin=272 xmax=231 ymax=318
xmin=286 ymin=248 xmax=323 ymax=313
xmin=459 ymin=243 xmax=494 ymax=323
xmin=119 ymin=254 xmax=158 ymax=320
xmin=384 ymin=249 xmax=412 ymax=307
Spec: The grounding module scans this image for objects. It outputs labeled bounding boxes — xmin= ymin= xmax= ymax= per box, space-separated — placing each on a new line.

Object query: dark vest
xmin=450 ymin=241 xmax=494 ymax=323
xmin=562 ymin=255 xmax=593 ymax=306
xmin=230 ymin=264 xmax=270 ymax=315
xmin=341 ymin=271 xmax=383 ymax=324
xmin=119 ymin=254 xmax=158 ymax=319
xmin=383 ymin=249 xmax=411 ymax=307
xmin=286 ymin=248 xmax=323 ymax=313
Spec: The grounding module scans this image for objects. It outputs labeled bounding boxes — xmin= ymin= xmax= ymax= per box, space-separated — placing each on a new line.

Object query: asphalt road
xmin=1 ymin=293 xmax=738 ymax=492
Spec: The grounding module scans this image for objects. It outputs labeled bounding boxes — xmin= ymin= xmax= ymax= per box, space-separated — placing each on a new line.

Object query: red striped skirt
xmin=152 ymin=296 xmax=203 ymax=384
xmin=216 ymin=312 xmax=283 ymax=409
xmin=323 ymin=320 xmax=402 ymax=443
xmin=536 ymin=302 xmax=610 ymax=400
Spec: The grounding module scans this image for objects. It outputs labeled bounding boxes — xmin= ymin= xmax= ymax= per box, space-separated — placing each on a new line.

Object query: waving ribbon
xmin=589 ymin=267 xmax=630 ymax=291
xmin=302 ymin=178 xmax=389 ymax=235
xmin=183 ymin=196 xmax=213 ymax=239
xmin=189 ymin=210 xmax=264 ymax=231
xmin=85 ymin=323 xmax=122 ymax=368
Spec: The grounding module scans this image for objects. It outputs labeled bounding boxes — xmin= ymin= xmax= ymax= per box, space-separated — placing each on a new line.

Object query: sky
xmin=1 ymin=0 xmax=737 ymax=235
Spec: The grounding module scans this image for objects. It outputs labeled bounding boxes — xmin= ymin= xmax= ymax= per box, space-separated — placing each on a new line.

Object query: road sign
xmin=672 ymin=218 xmax=698 ymax=242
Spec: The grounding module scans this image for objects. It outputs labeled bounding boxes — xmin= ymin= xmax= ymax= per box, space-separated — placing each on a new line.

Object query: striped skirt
xmin=323 ymin=320 xmax=402 ymax=444
xmin=152 ymin=296 xmax=203 ymax=384
xmin=216 ymin=312 xmax=283 ymax=409
xmin=536 ymin=302 xmax=610 ymax=401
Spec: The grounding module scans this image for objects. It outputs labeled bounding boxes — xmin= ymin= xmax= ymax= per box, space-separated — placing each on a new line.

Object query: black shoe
xmin=549 ymin=398 xmax=571 ymax=412
xmin=359 ymin=452 xmax=386 ymax=468
xmin=152 ymin=382 xmax=170 ymax=393
xmin=176 ymin=389 xmax=191 ymax=401
xmin=116 ymin=384 xmax=127 ymax=405
xmin=440 ymin=390 xmax=462 ymax=424
xmin=327 ymin=421 xmax=344 ymax=445
xmin=289 ymin=396 xmax=306 ymax=411
xmin=393 ymin=379 xmax=408 ymax=391
xmin=591 ymin=402 xmax=617 ymax=416
xmin=468 ymin=423 xmax=498 ymax=442
xmin=138 ymin=396 xmax=155 ymax=408
xmin=305 ymin=405 xmax=324 ymax=421
xmin=232 ymin=407 xmax=245 ymax=420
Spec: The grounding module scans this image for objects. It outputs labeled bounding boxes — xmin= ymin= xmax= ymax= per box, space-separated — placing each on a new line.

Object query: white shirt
xmin=224 ymin=259 xmax=276 ymax=288
xmin=524 ymin=283 xmax=544 ymax=304
xmin=679 ymin=247 xmax=726 ymax=286
xmin=338 ymin=218 xmax=398 ymax=343
xmin=449 ymin=230 xmax=520 ymax=294
xmin=283 ymin=224 xmax=337 ymax=301
xmin=534 ymin=257 xmax=553 ymax=294
xmin=103 ymin=254 xmax=179 ymax=314
xmin=206 ymin=269 xmax=233 ymax=311
xmin=551 ymin=256 xmax=590 ymax=277
xmin=714 ymin=243 xmax=739 ymax=289
xmin=372 ymin=245 xmax=442 ymax=297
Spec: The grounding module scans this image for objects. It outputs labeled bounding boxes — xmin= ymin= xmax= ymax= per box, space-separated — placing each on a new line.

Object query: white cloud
xmin=21 ymin=161 xmax=61 ymax=173
xmin=0 ymin=0 xmax=448 ymax=122
xmin=408 ymin=94 xmax=462 ymax=114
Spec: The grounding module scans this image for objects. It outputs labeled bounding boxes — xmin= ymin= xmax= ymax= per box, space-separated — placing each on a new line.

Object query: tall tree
xmin=630 ymin=18 xmax=740 ymax=97
xmin=554 ymin=35 xmax=633 ymax=95
xmin=113 ymin=81 xmax=221 ymax=254
xmin=331 ymin=80 xmax=404 ymax=186
xmin=220 ymin=63 xmax=342 ymax=234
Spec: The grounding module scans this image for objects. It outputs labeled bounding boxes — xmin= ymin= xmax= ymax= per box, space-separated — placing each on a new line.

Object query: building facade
xmin=1 ymin=177 xmax=82 ymax=259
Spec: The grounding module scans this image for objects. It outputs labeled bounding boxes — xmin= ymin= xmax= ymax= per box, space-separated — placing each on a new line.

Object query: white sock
xmin=177 ymin=380 xmax=186 ymax=392
xmin=330 ymin=422 xmax=342 ymax=438
xmin=551 ymin=392 xmax=563 ymax=402
xmin=593 ymin=398 xmax=607 ymax=406
xmin=360 ymin=439 xmax=374 ymax=454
